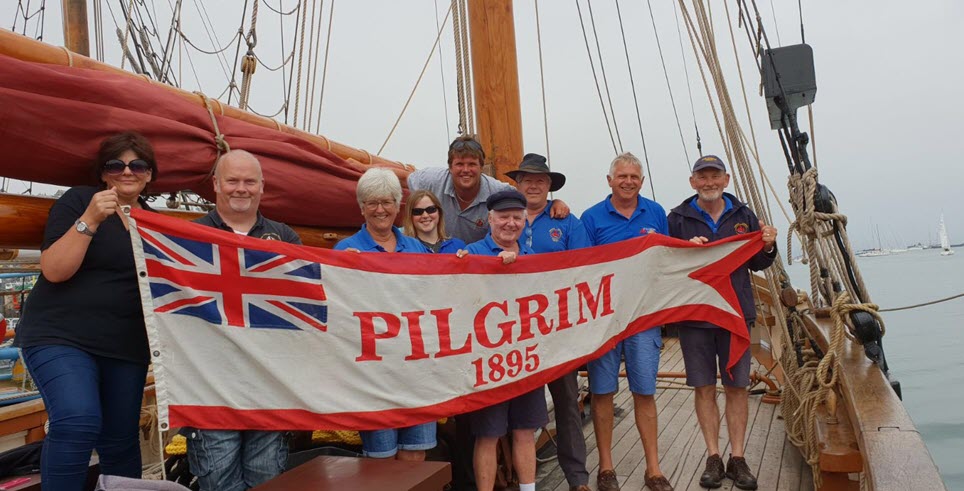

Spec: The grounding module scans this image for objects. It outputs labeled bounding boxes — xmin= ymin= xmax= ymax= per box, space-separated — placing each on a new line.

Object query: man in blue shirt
xmin=579 ymin=152 xmax=672 ymax=491
xmin=506 ymin=154 xmax=591 ymax=491
xmin=464 ymin=190 xmax=546 ymax=491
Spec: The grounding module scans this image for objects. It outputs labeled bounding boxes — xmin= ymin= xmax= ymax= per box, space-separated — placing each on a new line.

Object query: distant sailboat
xmin=939 ymin=214 xmax=954 ymax=256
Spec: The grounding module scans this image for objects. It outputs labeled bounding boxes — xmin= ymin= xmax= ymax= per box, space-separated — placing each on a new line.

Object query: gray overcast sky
xmin=3 ymin=1 xmax=963 ymax=250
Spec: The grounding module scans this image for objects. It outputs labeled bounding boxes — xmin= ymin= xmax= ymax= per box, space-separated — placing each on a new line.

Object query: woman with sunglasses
xmin=15 ymin=131 xmax=158 ymax=490
xmin=402 ymin=190 xmax=466 ymax=254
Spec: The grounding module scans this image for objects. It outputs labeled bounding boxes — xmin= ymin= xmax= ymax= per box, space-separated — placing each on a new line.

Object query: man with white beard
xmin=666 ymin=155 xmax=777 ymax=490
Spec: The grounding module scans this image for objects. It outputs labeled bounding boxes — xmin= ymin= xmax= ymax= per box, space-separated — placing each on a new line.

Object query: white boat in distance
xmin=939 ymin=214 xmax=954 ymax=256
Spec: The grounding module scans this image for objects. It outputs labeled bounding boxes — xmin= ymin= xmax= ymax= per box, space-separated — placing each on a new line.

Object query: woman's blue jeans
xmin=23 ymin=345 xmax=149 ymax=491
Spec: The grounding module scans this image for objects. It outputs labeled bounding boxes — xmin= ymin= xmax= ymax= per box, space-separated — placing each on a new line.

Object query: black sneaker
xmin=725 ymin=455 xmax=759 ymax=490
xmin=699 ymin=454 xmax=725 ymax=488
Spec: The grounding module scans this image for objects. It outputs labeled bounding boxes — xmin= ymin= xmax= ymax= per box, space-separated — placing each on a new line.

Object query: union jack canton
xmin=140 ymin=228 xmax=328 ymax=332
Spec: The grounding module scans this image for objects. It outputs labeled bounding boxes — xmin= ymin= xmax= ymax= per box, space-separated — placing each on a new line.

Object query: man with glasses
xmin=464 ymin=189 xmax=546 ymax=491
xmin=667 ymin=155 xmax=776 ymax=490
xmin=407 ymin=135 xmax=570 ymax=244
xmin=186 ymin=149 xmax=300 ymax=491
xmin=579 ymin=152 xmax=672 ymax=491
xmin=505 ymin=154 xmax=592 ymax=491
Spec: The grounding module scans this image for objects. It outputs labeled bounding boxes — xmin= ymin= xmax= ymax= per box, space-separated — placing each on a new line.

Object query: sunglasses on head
xmin=448 ymin=139 xmax=485 ymax=157
xmin=103 ymin=159 xmax=151 ymax=175
xmin=411 ymin=205 xmax=439 ymax=216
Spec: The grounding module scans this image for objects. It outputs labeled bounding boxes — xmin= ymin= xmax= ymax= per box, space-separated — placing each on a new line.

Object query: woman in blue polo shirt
xmin=402 ymin=190 xmax=466 ymax=254
xmin=334 ymin=167 xmax=436 ymax=461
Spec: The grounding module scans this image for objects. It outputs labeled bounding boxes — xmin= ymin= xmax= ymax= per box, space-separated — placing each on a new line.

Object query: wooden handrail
xmin=800 ymin=312 xmax=945 ymax=490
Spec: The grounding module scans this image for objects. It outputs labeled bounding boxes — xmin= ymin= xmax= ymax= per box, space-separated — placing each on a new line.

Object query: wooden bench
xmin=251 ymin=456 xmax=451 ymax=491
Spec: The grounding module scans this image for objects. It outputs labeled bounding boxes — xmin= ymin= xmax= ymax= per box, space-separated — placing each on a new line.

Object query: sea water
xmin=786 ymin=248 xmax=964 ymax=488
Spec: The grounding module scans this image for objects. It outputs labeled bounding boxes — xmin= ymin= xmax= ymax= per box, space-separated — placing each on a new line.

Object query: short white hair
xmin=608 ymin=152 xmax=643 ymax=178
xmin=356 ymin=167 xmax=402 ymax=207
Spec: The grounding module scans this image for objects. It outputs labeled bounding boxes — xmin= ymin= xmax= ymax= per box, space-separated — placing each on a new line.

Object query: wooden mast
xmin=466 ymin=0 xmax=523 ymax=183
xmin=60 ymin=0 xmax=90 ymax=57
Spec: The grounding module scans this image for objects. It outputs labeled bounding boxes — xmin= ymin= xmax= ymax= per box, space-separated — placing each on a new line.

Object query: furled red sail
xmin=0 ymin=52 xmax=409 ymax=228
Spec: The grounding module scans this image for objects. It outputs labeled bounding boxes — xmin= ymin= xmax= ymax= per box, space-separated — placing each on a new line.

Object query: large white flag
xmin=129 ymin=209 xmax=762 ymax=431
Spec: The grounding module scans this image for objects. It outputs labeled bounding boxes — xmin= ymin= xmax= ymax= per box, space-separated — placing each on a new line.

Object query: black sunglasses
xmin=411 ymin=205 xmax=439 ymax=216
xmin=103 ymin=159 xmax=151 ymax=175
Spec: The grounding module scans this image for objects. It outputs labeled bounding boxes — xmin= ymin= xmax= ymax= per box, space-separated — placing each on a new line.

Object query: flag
xmin=130 ymin=209 xmax=763 ymax=431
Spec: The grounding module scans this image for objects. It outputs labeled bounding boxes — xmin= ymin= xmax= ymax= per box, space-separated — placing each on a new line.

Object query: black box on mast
xmin=762 ymin=44 xmax=816 ymax=130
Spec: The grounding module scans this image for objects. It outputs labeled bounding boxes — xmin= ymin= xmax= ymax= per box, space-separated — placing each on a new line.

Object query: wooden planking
xmin=538 ymin=337 xmax=814 ymax=490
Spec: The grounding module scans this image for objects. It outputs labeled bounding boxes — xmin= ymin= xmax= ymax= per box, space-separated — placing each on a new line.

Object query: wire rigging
xmin=434 ymin=0 xmax=452 ymax=139
xmin=377 ymin=3 xmax=453 ymax=155
xmin=533 ymin=0 xmax=551 ymax=168
xmin=585 ymin=0 xmax=623 ymax=152
xmin=574 ymin=0 xmax=618 ymax=155
xmin=646 ymin=0 xmax=691 ymax=168
xmin=613 ymin=0 xmax=655 ymax=198
xmin=312 ymin=0 xmax=335 ymax=132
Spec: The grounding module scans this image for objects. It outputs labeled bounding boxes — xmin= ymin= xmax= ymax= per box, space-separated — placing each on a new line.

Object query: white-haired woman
xmin=334 ymin=167 xmax=436 ymax=460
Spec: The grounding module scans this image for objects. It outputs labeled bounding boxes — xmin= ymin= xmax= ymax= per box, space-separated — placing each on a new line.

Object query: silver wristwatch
xmin=74 ymin=219 xmax=96 ymax=237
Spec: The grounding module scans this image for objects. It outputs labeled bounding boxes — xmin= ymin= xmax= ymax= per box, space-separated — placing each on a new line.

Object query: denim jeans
xmin=185 ymin=429 xmax=287 ymax=491
xmin=23 ymin=345 xmax=149 ymax=491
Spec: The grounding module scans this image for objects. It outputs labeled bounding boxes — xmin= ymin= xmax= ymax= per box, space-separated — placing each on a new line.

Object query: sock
xmin=519 ymin=483 xmax=535 ymax=491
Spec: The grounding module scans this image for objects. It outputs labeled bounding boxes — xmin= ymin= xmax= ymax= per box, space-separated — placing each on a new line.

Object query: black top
xmin=15 ymin=186 xmax=154 ymax=364
xmin=194 ymin=209 xmax=302 ymax=244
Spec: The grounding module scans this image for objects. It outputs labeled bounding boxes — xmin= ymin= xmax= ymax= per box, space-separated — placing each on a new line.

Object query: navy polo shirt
xmin=689 ymin=196 xmax=733 ymax=234
xmin=334 ymin=225 xmax=430 ymax=253
xmin=523 ymin=200 xmax=592 ymax=253
xmin=580 ymin=194 xmax=669 ymax=246
xmin=465 ymin=233 xmax=536 ymax=257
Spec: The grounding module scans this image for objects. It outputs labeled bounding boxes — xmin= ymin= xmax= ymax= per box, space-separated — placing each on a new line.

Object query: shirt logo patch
xmin=549 ymin=228 xmax=563 ymax=242
xmin=639 ymin=227 xmax=655 ymax=236
xmin=734 ymin=223 xmax=749 ymax=234
xmin=260 ymin=233 xmax=282 ymax=241
xmin=475 ymin=219 xmax=486 ymax=228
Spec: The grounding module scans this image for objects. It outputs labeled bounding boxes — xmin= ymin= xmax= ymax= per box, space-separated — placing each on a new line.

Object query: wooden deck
xmin=536 ymin=337 xmax=813 ymax=491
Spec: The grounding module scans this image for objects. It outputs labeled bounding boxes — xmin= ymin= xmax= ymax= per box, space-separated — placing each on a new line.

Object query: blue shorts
xmin=587 ymin=328 xmax=662 ymax=395
xmin=360 ymin=422 xmax=437 ymax=458
xmin=678 ymin=325 xmax=752 ymax=387
xmin=470 ymin=387 xmax=549 ymax=437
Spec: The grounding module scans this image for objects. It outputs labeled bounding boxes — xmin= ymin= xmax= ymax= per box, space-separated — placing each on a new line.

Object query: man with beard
xmin=579 ymin=152 xmax=672 ymax=491
xmin=186 ymin=149 xmax=300 ymax=491
xmin=666 ymin=155 xmax=776 ymax=490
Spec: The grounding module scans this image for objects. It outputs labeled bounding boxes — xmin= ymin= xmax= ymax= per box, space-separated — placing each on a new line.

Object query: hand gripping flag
xmin=129 ymin=209 xmax=765 ymax=431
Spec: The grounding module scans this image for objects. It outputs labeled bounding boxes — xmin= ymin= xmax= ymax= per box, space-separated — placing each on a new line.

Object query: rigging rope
xmin=613 ymin=0 xmax=655 ymax=199
xmin=377 ymin=4 xmax=453 ymax=156
xmin=302 ymin=0 xmax=322 ymax=129
xmin=646 ymin=0 xmax=691 ymax=169
xmin=533 ymin=0 xmax=550 ymax=168
xmin=585 ymin=0 xmax=623 ymax=152
xmin=457 ymin=0 xmax=474 ymax=136
xmin=434 ymin=0 xmax=452 ymax=139
xmin=313 ymin=0 xmax=335 ymax=133
xmin=291 ymin=0 xmax=310 ymax=127
xmin=574 ymin=0 xmax=618 ymax=155
xmin=450 ymin=0 xmax=468 ymax=135
xmin=671 ymin=0 xmax=702 ymax=160
xmin=239 ymin=0 xmax=260 ymax=110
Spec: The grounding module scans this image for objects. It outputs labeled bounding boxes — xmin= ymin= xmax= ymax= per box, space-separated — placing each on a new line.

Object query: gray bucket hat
xmin=504 ymin=153 xmax=566 ymax=192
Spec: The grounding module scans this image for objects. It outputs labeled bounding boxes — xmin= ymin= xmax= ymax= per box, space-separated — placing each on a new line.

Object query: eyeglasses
xmin=363 ymin=199 xmax=397 ymax=210
xmin=411 ymin=205 xmax=439 ymax=216
xmin=103 ymin=159 xmax=151 ymax=175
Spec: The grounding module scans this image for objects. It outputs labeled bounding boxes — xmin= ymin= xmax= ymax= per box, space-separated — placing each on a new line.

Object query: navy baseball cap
xmin=692 ymin=155 xmax=727 ymax=172
xmin=486 ymin=189 xmax=527 ymax=211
